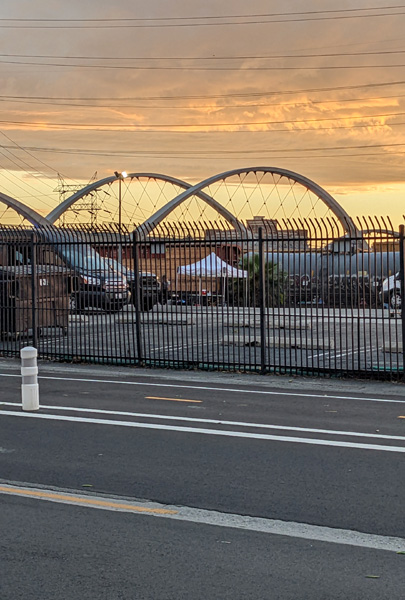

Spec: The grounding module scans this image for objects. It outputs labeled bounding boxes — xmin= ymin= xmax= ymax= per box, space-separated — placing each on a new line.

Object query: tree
xmin=229 ymin=255 xmax=287 ymax=307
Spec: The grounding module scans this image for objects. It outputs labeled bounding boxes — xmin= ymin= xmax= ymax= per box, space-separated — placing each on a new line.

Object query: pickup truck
xmin=104 ymin=258 xmax=161 ymax=311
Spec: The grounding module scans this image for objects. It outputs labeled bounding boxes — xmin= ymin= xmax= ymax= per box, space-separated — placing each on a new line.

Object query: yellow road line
xmin=146 ymin=396 xmax=201 ymax=403
xmin=0 ymin=485 xmax=177 ymax=515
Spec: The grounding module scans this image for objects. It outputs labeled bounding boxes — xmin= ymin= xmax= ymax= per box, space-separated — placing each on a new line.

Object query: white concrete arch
xmin=0 ymin=191 xmax=49 ymax=226
xmin=139 ymin=167 xmax=357 ymax=234
xmin=46 ymin=172 xmax=248 ymax=231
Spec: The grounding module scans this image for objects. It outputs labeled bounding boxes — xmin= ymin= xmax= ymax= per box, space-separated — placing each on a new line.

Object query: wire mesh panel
xmin=0 ymin=219 xmax=403 ymax=379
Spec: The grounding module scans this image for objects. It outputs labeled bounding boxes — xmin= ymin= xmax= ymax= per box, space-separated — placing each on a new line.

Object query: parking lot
xmin=0 ymin=304 xmax=402 ymax=378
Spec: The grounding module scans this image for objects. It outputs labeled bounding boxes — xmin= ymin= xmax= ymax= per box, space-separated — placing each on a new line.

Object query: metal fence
xmin=0 ymin=218 xmax=403 ymax=379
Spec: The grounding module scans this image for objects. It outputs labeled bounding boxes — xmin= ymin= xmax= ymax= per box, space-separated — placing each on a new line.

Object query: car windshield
xmin=41 ymin=229 xmax=114 ymax=273
xmin=59 ymin=245 xmax=113 ymax=273
xmin=106 ymin=259 xmax=134 ymax=277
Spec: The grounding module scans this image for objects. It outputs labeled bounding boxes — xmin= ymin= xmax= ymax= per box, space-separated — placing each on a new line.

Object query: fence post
xmin=399 ymin=224 xmax=405 ymax=376
xmin=132 ymin=229 xmax=144 ymax=366
xmin=30 ymin=231 xmax=38 ymax=350
xmin=258 ymin=227 xmax=266 ymax=374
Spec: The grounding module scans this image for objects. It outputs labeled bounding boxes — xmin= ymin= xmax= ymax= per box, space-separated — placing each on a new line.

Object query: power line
xmin=5 ymin=48 xmax=405 ymax=61
xmin=0 ymin=130 xmax=60 ymax=180
xmin=0 ymin=156 xmax=56 ymax=206
xmin=1 ymin=110 xmax=404 ymax=129
xmin=4 ymin=58 xmax=405 ymax=71
xmin=2 ymin=141 xmax=405 ymax=157
xmin=1 ymin=153 xmax=394 ymax=161
xmin=0 ymin=144 xmax=55 ymax=189
xmin=2 ymin=6 xmax=405 ymax=21
xmin=1 ymin=7 xmax=405 ymax=28
xmin=4 ymin=91 xmax=405 ymax=110
xmin=2 ymin=79 xmax=405 ymax=102
xmin=1 ymin=122 xmax=404 ymax=134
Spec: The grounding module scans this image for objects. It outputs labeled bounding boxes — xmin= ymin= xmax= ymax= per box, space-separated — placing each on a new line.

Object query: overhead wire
xmin=0 ymin=156 xmax=56 ymax=207
xmin=2 ymin=91 xmax=405 ymax=110
xmin=0 ymin=131 xmax=59 ymax=188
xmin=5 ymin=141 xmax=405 ymax=155
xmin=0 ymin=146 xmax=55 ymax=191
xmin=2 ymin=8 xmax=405 ymax=28
xmin=2 ymin=78 xmax=405 ymax=101
xmin=5 ymin=48 xmax=405 ymax=60
xmin=1 ymin=121 xmax=404 ymax=134
xmin=1 ymin=109 xmax=405 ymax=129
xmin=0 ymin=130 xmax=80 ymax=189
xmin=1 ymin=7 xmax=404 ymax=185
xmin=3 ymin=6 xmax=405 ymax=21
xmin=4 ymin=58 xmax=405 ymax=71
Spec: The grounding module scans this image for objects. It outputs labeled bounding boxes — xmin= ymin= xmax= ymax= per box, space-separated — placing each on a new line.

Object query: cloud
xmin=1 ymin=0 xmax=405 ymax=222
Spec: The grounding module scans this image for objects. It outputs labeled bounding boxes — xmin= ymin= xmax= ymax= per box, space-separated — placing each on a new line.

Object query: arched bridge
xmin=0 ymin=167 xmax=356 ymax=233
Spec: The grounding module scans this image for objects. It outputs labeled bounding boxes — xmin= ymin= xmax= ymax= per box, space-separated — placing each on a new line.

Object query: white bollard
xmin=21 ymin=346 xmax=39 ymax=411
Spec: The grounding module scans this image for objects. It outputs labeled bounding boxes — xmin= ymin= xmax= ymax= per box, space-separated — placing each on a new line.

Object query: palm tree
xmin=230 ymin=255 xmax=287 ymax=307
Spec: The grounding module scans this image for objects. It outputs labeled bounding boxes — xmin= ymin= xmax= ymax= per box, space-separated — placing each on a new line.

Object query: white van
xmin=381 ymin=273 xmax=401 ymax=309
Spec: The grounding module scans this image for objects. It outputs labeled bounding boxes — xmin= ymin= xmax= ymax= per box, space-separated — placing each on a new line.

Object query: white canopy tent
xmin=177 ymin=252 xmax=248 ymax=279
xmin=176 ymin=252 xmax=248 ymax=303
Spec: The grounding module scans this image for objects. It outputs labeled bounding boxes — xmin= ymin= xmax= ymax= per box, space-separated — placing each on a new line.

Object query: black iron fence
xmin=0 ymin=218 xmax=403 ymax=379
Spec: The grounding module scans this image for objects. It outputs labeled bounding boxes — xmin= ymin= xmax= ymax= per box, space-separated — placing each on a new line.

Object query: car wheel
xmin=69 ymin=295 xmax=78 ymax=313
xmin=390 ymin=291 xmax=402 ymax=310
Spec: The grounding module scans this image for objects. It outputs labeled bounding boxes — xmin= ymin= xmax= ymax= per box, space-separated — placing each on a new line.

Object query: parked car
xmin=104 ymin=258 xmax=161 ymax=311
xmin=380 ymin=272 xmax=401 ymax=309
xmin=43 ymin=231 xmax=130 ymax=313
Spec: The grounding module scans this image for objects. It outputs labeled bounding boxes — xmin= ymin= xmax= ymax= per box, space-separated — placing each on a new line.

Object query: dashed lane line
xmin=145 ymin=396 xmax=202 ymax=403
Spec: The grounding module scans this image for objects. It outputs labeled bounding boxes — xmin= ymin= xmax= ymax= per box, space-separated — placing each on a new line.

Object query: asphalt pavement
xmin=0 ymin=359 xmax=405 ymax=599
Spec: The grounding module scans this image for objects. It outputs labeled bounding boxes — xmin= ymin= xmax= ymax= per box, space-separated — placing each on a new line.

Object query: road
xmin=0 ymin=360 xmax=404 ymax=599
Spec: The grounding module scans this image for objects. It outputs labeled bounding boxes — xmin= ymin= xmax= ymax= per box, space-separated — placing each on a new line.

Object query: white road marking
xmin=0 ymin=372 xmax=404 ymax=404
xmin=0 ymin=482 xmax=404 ymax=553
xmin=150 ymin=341 xmax=209 ymax=353
xmin=307 ymin=348 xmax=369 ymax=361
xmin=1 ymin=410 xmax=405 ymax=453
xmin=1 ymin=401 xmax=404 ymax=442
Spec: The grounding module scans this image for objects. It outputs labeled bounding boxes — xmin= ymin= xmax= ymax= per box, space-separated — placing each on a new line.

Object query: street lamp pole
xmin=118 ymin=176 xmax=122 ymax=232
xmin=114 ymin=171 xmax=127 ymax=233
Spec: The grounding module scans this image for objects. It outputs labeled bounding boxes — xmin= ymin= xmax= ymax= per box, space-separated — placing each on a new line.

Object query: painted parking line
xmin=307 ymin=348 xmax=368 ymax=361
xmin=1 ymin=409 xmax=405 ymax=453
xmin=1 ymin=482 xmax=404 ymax=553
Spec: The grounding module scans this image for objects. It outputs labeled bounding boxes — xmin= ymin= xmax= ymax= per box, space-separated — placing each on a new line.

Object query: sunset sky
xmin=1 ymin=0 xmax=405 ymax=226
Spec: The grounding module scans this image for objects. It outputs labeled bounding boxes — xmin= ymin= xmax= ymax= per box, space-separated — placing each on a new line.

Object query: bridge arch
xmin=0 ymin=191 xmax=49 ymax=226
xmin=46 ymin=172 xmax=248 ymax=231
xmin=139 ymin=167 xmax=357 ymax=234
